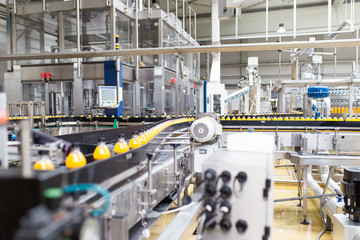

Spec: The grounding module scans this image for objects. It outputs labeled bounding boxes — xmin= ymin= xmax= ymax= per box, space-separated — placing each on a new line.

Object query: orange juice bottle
xmin=129 ymin=131 xmax=142 ymax=149
xmin=138 ymin=130 xmax=147 ymax=145
xmin=114 ymin=134 xmax=129 ymax=154
xmin=144 ymin=128 xmax=151 ymax=141
xmin=33 ymin=150 xmax=55 ymax=171
xmin=93 ymin=137 xmax=111 ymax=161
xmin=65 ymin=143 xmax=87 ymax=169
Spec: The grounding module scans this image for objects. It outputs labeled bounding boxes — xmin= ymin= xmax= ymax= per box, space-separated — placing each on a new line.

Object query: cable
xmin=316 ymin=166 xmax=334 ymax=240
xmin=160 ymin=202 xmax=195 ymax=215
xmin=63 ymin=183 xmax=111 ymax=217
xmin=197 ymin=213 xmax=207 ymax=240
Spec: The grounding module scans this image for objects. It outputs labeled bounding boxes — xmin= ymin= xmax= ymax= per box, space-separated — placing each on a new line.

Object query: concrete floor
xmin=146 ymin=160 xmax=334 ymax=239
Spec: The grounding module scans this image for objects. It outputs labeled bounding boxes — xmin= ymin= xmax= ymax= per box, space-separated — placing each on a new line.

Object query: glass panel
xmin=139 ymin=19 xmax=159 ymax=66
xmin=140 ymin=82 xmax=154 ymax=116
xmin=116 ymin=10 xmax=134 ymax=65
xmin=163 ymin=23 xmax=177 ymax=70
xmin=63 ymin=9 xmax=111 ymax=62
xmin=165 ymin=84 xmax=174 ymax=115
xmin=123 ymin=82 xmax=133 ymax=116
xmin=16 ymin=13 xmax=58 ymax=65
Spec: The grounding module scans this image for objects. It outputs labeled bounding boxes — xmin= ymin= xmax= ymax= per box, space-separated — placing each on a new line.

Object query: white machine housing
xmin=202 ymin=133 xmax=274 ymax=240
xmin=191 ymin=116 xmax=223 ymax=173
xmin=190 ymin=117 xmax=222 ymax=143
xmin=333 ymin=214 xmax=360 ymax=240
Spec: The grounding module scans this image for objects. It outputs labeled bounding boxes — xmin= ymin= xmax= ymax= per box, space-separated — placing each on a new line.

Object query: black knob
xmin=204 ymin=199 xmax=216 ymax=213
xmin=236 ymin=172 xmax=247 ymax=184
xmin=220 ymin=171 xmax=231 ymax=183
xmin=219 ymin=218 xmax=232 ymax=231
xmin=182 ymin=195 xmax=192 ymax=206
xmin=236 ymin=220 xmax=248 ymax=233
xmin=204 ymin=169 xmax=216 ymax=181
xmin=206 ymin=220 xmax=217 ymax=229
xmin=219 ymin=201 xmax=232 ymax=214
xmin=220 ymin=185 xmax=232 ymax=199
xmin=205 ymin=184 xmax=217 ymax=197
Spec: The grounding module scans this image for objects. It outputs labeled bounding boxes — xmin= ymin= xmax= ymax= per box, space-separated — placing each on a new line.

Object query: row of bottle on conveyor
xmin=33 ymin=118 xmax=188 ymax=171
xmin=331 ymin=107 xmax=360 ymax=115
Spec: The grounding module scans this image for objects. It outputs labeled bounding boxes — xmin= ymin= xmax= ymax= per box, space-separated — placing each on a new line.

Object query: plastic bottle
xmin=65 ymin=143 xmax=87 ymax=169
xmin=138 ymin=130 xmax=147 ymax=145
xmin=114 ymin=134 xmax=129 ymax=154
xmin=93 ymin=137 xmax=111 ymax=161
xmin=144 ymin=128 xmax=151 ymax=141
xmin=129 ymin=131 xmax=142 ymax=149
xmin=33 ymin=150 xmax=55 ymax=171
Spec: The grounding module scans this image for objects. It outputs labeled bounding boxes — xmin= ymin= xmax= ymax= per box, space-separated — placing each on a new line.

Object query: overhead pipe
xmin=2 ymin=39 xmax=360 ymax=61
xmin=293 ymin=0 xmax=296 ymax=39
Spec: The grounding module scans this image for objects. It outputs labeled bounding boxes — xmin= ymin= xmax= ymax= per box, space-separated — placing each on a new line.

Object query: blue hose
xmin=63 ymin=183 xmax=111 ymax=217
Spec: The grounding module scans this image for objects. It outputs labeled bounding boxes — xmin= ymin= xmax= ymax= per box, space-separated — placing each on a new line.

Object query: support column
xmin=133 ymin=81 xmax=141 ymax=116
xmin=349 ymin=83 xmax=354 ymax=118
xmin=58 ymin=11 xmax=64 ymax=63
xmin=255 ymin=79 xmax=261 ymax=114
xmin=154 ymin=66 xmax=165 ymax=116
xmin=73 ymin=63 xmax=83 ymax=115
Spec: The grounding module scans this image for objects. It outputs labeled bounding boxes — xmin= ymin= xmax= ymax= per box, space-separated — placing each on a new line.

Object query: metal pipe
xmin=351 ymin=0 xmax=354 ymax=30
xmin=194 ymin=12 xmax=196 ymax=40
xmin=265 ymin=0 xmax=268 ymax=41
xmin=356 ymin=28 xmax=359 ymax=75
xmin=199 ymin=29 xmax=355 ymax=42
xmin=334 ymin=47 xmax=337 ymax=79
xmin=167 ymin=0 xmax=169 ymax=17
xmin=293 ymin=0 xmax=296 ymax=39
xmin=2 ymin=39 xmax=360 ymax=61
xmin=20 ymin=120 xmax=33 ymax=178
xmin=76 ymin=0 xmax=81 ymax=79
xmin=307 ymin=170 xmax=337 ymax=217
xmin=189 ymin=4 xmax=191 ymax=36
xmin=42 ymin=0 xmax=46 ymax=12
xmin=320 ymin=166 xmax=342 ymax=196
xmin=275 ymin=193 xmax=337 ymax=203
xmin=328 ymin=0 xmax=331 ymax=34
xmin=182 ymin=0 xmax=185 ymax=31
xmin=281 ymin=49 xmax=335 ymax=56
xmin=235 ymin=8 xmax=239 ymax=39
xmin=148 ymin=154 xmax=153 ymax=210
xmin=175 ymin=0 xmax=178 ymax=25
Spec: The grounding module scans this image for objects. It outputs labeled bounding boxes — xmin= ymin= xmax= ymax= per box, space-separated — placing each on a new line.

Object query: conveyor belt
xmin=221 ymin=120 xmax=360 ymax=131
xmin=0 ymin=120 xmax=191 ymax=240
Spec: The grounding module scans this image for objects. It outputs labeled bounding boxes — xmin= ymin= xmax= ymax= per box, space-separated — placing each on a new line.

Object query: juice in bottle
xmin=93 ymin=137 xmax=111 ymax=161
xmin=65 ymin=143 xmax=87 ymax=169
xmin=114 ymin=134 xmax=129 ymax=154
xmin=144 ymin=128 xmax=151 ymax=141
xmin=138 ymin=129 xmax=147 ymax=145
xmin=129 ymin=131 xmax=142 ymax=149
xmin=33 ymin=150 xmax=55 ymax=171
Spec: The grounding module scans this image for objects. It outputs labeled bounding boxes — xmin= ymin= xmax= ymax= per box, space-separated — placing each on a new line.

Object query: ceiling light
xmin=277 ymin=23 xmax=286 ymax=33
